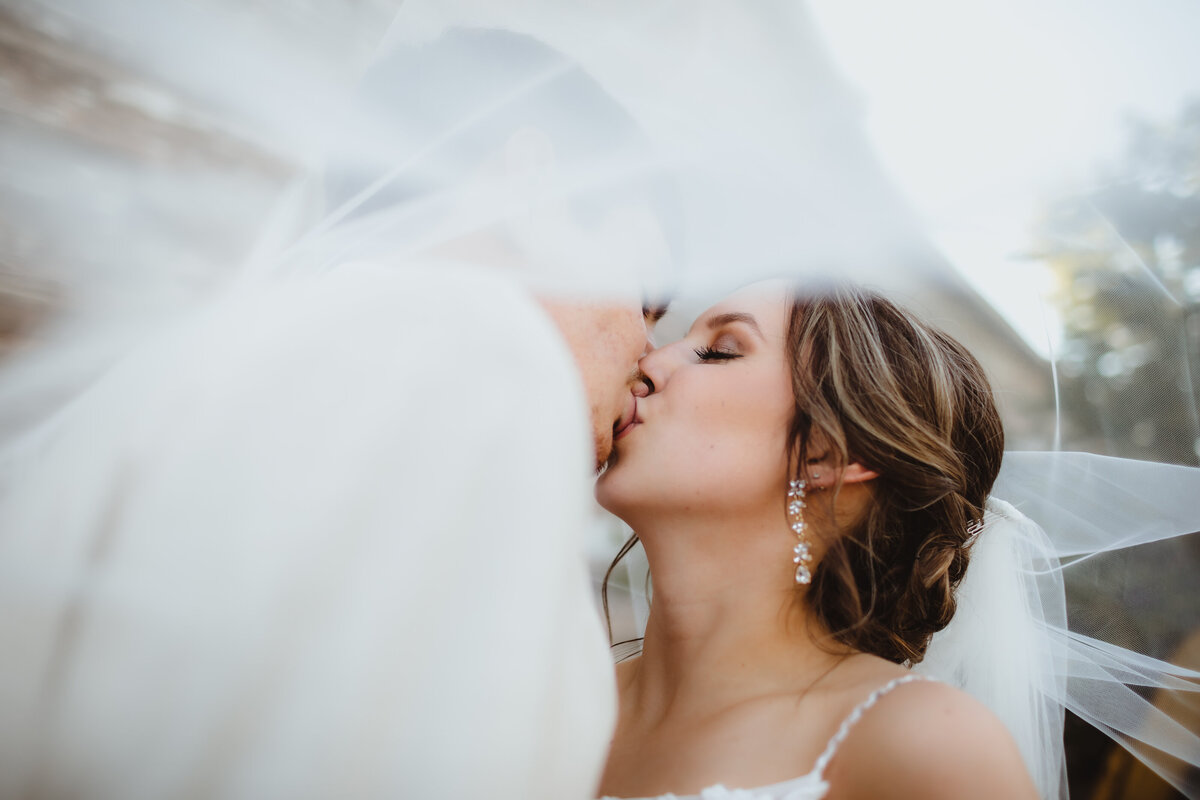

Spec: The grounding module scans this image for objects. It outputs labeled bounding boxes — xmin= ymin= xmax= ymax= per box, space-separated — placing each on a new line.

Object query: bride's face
xmin=596 ymin=283 xmax=794 ymax=522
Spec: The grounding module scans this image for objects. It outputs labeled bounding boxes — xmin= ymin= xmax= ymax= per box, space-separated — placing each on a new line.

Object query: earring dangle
xmin=788 ymin=478 xmax=814 ymax=585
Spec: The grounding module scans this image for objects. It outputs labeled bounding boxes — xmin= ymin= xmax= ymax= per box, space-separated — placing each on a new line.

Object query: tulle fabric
xmin=986 ymin=454 xmax=1200 ymax=798
xmin=1 ymin=1 xmax=1198 ymax=799
xmin=915 ymin=495 xmax=1071 ymax=799
xmin=0 ymin=264 xmax=616 ymax=799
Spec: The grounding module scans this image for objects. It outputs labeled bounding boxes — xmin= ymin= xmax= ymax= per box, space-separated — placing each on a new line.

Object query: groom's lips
xmin=613 ymin=396 xmax=639 ymax=441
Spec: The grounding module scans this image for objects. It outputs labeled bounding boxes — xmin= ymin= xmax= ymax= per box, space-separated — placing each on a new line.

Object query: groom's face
xmin=539 ymin=299 xmax=664 ymax=471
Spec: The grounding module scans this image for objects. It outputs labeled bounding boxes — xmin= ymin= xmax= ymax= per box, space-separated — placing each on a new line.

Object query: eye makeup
xmin=693 ymin=345 xmax=742 ymax=362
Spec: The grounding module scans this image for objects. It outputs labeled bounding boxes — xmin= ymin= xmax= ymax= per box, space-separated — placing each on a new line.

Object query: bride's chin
xmin=594 ymin=470 xmax=634 ymax=517
xmin=596 ymin=486 xmax=662 ymax=535
xmin=593 ymin=477 xmax=619 ymax=514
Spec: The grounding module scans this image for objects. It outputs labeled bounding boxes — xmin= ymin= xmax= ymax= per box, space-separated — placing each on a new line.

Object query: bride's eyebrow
xmin=705 ymin=312 xmax=763 ymax=340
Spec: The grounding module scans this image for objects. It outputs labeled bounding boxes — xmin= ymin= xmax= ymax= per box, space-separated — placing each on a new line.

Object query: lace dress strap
xmin=810 ymin=674 xmax=933 ymax=778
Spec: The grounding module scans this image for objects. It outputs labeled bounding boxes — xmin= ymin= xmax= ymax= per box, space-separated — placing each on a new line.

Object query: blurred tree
xmin=1034 ymin=101 xmax=1200 ymax=800
xmin=1036 ymin=100 xmax=1200 ymax=466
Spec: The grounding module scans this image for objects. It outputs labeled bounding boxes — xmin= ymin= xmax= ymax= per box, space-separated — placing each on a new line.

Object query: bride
xmin=595 ymin=281 xmax=1039 ymax=799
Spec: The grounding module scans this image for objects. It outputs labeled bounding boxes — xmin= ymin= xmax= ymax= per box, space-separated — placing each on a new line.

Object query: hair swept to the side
xmin=601 ymin=282 xmax=1004 ymax=662
xmin=786 ymin=283 xmax=1004 ymax=664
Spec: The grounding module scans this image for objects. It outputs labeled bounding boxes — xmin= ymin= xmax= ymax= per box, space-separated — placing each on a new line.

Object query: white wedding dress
xmin=600 ymin=675 xmax=932 ymax=800
xmin=0 ymin=261 xmax=616 ymax=799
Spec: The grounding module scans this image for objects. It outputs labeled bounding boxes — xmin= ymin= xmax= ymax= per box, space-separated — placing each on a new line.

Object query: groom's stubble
xmin=538 ymin=298 xmax=652 ymax=471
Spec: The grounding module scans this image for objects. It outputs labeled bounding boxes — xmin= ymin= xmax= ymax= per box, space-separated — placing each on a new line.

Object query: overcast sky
xmin=807 ymin=0 xmax=1200 ymax=355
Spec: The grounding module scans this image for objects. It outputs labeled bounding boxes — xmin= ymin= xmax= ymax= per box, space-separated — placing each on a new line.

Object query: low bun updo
xmin=787 ymin=285 xmax=1005 ymax=665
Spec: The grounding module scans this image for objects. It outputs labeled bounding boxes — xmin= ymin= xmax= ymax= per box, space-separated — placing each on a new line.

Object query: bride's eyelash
xmin=694 ymin=346 xmax=741 ymax=362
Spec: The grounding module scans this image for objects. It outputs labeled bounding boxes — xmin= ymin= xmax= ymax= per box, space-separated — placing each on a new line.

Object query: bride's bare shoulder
xmin=824 ymin=677 xmax=1038 ymax=800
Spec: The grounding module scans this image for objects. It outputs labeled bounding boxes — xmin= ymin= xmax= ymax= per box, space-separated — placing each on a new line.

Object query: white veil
xmin=1 ymin=1 xmax=1199 ymax=798
xmin=915 ymin=455 xmax=1200 ymax=799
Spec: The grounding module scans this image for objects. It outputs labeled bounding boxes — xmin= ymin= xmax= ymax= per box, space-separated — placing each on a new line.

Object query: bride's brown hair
xmin=602 ymin=283 xmax=1004 ymax=663
xmin=789 ymin=284 xmax=1004 ymax=664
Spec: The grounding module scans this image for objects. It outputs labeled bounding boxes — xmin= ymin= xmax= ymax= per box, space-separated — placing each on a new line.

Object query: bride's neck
xmin=625 ymin=516 xmax=839 ymax=722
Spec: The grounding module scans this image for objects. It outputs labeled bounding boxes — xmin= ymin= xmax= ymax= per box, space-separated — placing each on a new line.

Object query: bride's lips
xmin=613 ymin=396 xmax=639 ymax=441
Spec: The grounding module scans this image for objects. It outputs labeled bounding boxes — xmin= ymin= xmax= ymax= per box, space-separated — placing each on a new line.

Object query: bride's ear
xmin=805 ymin=458 xmax=878 ymax=486
xmin=840 ymin=462 xmax=879 ymax=485
xmin=804 ymin=429 xmax=878 ymax=486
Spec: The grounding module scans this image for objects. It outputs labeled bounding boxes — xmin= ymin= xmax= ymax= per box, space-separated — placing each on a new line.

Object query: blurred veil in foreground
xmin=0 ymin=1 xmax=1197 ymax=798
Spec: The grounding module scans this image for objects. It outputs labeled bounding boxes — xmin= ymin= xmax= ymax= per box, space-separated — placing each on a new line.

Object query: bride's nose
xmin=635 ymin=341 xmax=684 ymax=396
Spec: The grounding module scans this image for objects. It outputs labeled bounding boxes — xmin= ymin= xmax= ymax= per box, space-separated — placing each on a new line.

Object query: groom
xmin=288 ymin=28 xmax=677 ymax=797
xmin=0 ymin=24 xmax=669 ymax=800
xmin=0 ymin=260 xmax=661 ymax=800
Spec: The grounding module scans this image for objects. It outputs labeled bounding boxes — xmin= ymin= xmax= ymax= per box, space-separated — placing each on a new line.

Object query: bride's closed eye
xmin=694 ymin=345 xmax=742 ymax=362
